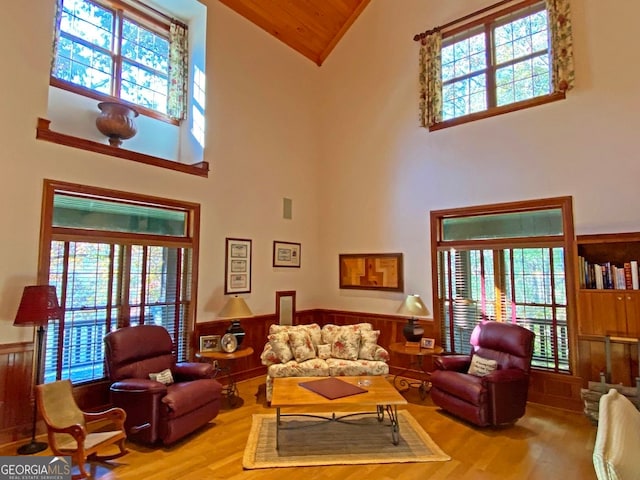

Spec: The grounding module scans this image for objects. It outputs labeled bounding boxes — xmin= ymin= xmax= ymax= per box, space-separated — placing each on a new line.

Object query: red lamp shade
xmin=13 ymin=285 xmax=63 ymax=327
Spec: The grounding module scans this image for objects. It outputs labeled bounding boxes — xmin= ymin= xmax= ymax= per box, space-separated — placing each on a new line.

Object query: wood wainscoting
xmin=0 ymin=342 xmax=36 ymax=446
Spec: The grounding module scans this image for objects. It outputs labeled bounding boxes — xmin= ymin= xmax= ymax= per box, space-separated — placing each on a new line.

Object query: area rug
xmin=242 ymin=410 xmax=450 ymax=469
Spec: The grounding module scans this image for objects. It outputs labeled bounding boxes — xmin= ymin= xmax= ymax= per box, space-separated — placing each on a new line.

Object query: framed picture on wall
xmin=339 ymin=253 xmax=403 ymax=292
xmin=225 ymin=238 xmax=252 ymax=294
xmin=273 ymin=241 xmax=301 ymax=268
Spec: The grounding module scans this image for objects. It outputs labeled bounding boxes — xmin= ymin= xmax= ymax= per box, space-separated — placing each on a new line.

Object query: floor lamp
xmin=13 ymin=285 xmax=63 ymax=455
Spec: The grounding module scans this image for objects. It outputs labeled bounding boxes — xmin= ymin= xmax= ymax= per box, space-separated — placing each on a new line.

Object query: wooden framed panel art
xmin=225 ymin=238 xmax=252 ymax=294
xmin=339 ymin=253 xmax=403 ymax=292
xmin=273 ymin=241 xmax=301 ymax=268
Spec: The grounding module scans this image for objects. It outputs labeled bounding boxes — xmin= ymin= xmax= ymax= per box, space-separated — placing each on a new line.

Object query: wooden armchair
xmin=35 ymin=380 xmax=128 ymax=479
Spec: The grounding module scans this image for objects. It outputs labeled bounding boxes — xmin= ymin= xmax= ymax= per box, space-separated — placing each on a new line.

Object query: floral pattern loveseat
xmin=260 ymin=323 xmax=390 ymax=402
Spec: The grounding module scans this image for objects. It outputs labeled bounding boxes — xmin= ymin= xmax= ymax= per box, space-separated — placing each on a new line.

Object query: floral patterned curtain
xmin=50 ymin=0 xmax=63 ymax=74
xmin=546 ymin=0 xmax=575 ymax=92
xmin=168 ymin=21 xmax=189 ymax=121
xmin=418 ymin=31 xmax=442 ymax=128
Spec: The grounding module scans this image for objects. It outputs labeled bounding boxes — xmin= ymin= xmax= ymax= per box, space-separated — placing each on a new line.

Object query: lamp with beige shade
xmin=219 ymin=295 xmax=253 ymax=348
xmin=397 ymin=294 xmax=430 ymax=348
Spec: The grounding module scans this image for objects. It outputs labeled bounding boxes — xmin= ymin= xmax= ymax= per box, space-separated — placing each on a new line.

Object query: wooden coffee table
xmin=271 ymin=376 xmax=407 ymax=449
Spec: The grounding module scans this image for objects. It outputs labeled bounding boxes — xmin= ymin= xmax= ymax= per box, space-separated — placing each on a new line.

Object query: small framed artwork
xmin=421 ymin=337 xmax=435 ymax=349
xmin=200 ymin=335 xmax=221 ymax=352
xmin=225 ymin=238 xmax=252 ymax=294
xmin=339 ymin=253 xmax=403 ymax=292
xmin=273 ymin=241 xmax=301 ymax=268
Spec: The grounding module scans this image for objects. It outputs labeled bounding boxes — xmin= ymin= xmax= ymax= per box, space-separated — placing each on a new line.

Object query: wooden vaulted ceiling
xmin=218 ymin=0 xmax=371 ymax=66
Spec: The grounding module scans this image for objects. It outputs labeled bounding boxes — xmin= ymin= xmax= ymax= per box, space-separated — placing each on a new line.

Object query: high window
xmin=442 ymin=3 xmax=550 ymax=120
xmin=51 ymin=0 xmax=188 ymax=122
xmin=431 ymin=197 xmax=576 ymax=373
xmin=39 ymin=180 xmax=199 ymax=384
xmin=417 ymin=0 xmax=574 ymax=130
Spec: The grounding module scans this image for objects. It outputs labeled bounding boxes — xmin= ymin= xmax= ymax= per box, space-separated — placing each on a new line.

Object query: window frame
xmin=430 ymin=196 xmax=578 ymax=374
xmin=431 ymin=0 xmax=564 ymax=131
xmin=51 ymin=0 xmax=179 ymax=125
xmin=38 ymin=179 xmax=201 ymax=385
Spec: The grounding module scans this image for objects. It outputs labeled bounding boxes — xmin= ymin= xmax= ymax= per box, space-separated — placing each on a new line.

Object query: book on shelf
xmin=624 ymin=262 xmax=633 ymax=289
xmin=578 ymin=256 xmax=640 ymax=290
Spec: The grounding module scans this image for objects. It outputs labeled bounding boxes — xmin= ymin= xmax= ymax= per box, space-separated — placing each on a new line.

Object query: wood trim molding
xmin=35 ymin=118 xmax=209 ymax=178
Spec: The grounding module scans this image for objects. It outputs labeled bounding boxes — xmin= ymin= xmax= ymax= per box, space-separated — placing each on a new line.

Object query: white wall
xmin=0 ymin=0 xmax=322 ymax=343
xmin=316 ymin=0 xmax=640 ymax=315
xmin=2 ymin=0 xmax=637 ymax=343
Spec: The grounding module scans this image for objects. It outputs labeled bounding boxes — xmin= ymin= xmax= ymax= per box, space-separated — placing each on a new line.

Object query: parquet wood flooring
xmin=0 ymin=376 xmax=597 ymax=479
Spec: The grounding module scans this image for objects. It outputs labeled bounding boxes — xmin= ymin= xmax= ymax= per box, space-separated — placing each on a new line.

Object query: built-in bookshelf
xmin=576 ymin=232 xmax=640 ymax=337
xmin=577 ymin=232 xmax=640 ymax=290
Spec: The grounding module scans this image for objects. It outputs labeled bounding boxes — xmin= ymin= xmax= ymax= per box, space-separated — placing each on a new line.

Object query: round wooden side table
xmin=388 ymin=342 xmax=444 ymax=400
xmin=196 ymin=346 xmax=254 ymax=408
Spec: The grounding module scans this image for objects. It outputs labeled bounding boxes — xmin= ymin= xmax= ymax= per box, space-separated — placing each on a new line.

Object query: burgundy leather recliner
xmin=430 ymin=321 xmax=535 ymax=427
xmin=104 ymin=325 xmax=222 ymax=445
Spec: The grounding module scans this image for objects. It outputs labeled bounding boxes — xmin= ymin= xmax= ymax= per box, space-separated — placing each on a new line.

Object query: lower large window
xmin=39 ymin=180 xmax=199 ymax=384
xmin=432 ymin=197 xmax=575 ymax=373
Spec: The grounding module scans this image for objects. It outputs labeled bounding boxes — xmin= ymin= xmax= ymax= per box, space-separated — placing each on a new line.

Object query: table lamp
xmin=218 ymin=295 xmax=253 ymax=346
xmin=397 ymin=294 xmax=430 ymax=347
xmin=13 ymin=285 xmax=63 ymax=454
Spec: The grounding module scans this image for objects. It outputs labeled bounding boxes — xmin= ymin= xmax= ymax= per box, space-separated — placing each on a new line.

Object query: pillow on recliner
xmin=149 ymin=368 xmax=174 ymax=385
xmin=467 ymin=355 xmax=498 ymax=377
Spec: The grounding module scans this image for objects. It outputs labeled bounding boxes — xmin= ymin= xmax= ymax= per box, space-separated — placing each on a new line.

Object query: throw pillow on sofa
xmin=288 ymin=330 xmax=316 ymax=362
xmin=331 ymin=328 xmax=361 ymax=361
xmin=359 ymin=330 xmax=381 ymax=360
xmin=269 ymin=331 xmax=294 ymax=363
xmin=317 ymin=344 xmax=331 ymax=359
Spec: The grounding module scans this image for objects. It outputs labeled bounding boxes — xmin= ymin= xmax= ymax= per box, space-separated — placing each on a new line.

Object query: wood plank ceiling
xmin=218 ymin=0 xmax=371 ymax=66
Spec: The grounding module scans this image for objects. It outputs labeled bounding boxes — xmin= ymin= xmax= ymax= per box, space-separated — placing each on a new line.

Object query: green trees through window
xmin=53 ymin=0 xmax=172 ymax=115
xmin=432 ymin=197 xmax=574 ymax=374
xmin=40 ymin=181 xmax=199 ymax=384
xmin=441 ymin=1 xmax=550 ymax=120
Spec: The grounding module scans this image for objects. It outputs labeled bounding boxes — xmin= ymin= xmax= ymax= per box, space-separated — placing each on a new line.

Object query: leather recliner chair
xmin=104 ymin=325 xmax=222 ymax=445
xmin=430 ymin=321 xmax=535 ymax=427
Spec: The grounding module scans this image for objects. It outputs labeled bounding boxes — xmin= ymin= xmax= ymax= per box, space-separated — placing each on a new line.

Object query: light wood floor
xmin=1 ymin=376 xmax=598 ymax=480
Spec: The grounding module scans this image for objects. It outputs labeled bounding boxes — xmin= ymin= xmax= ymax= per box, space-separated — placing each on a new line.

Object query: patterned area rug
xmin=242 ymin=410 xmax=450 ymax=469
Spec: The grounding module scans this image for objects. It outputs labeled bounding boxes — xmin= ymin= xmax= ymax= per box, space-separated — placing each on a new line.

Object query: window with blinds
xmin=40 ymin=181 xmax=198 ymax=384
xmin=432 ymin=197 xmax=574 ymax=374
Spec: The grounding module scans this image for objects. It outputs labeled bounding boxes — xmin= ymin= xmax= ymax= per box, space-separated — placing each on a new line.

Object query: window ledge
xmin=35 ymin=118 xmax=209 ymax=178
xmin=429 ymin=91 xmax=566 ymax=132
